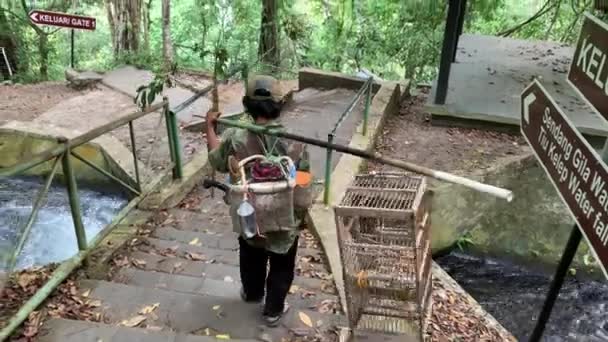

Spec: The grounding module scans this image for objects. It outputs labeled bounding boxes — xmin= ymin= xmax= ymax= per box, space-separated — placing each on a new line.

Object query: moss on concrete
xmin=0 ymin=129 xmax=138 ymax=192
xmin=431 ymin=153 xmax=602 ymax=275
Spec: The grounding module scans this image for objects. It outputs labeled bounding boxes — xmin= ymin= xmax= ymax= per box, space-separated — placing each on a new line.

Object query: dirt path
xmin=0 ymin=82 xmax=83 ymax=125
xmin=370 ymin=87 xmax=528 ymax=175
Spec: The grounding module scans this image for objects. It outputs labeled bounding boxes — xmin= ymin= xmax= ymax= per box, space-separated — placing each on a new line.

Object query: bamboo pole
xmin=208 ymin=53 xmax=222 ymax=199
xmin=216 ymin=118 xmax=514 ymax=201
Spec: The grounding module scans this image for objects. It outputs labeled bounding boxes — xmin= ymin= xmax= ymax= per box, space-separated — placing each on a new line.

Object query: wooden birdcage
xmin=334 ymin=172 xmax=432 ymax=340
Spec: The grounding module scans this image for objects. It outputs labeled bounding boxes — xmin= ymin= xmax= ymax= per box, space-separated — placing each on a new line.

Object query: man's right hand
xmin=205 ymin=111 xmax=222 ymax=151
xmin=206 ymin=111 xmax=222 ymax=126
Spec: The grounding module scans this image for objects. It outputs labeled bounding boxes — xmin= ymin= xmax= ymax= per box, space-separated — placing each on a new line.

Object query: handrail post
xmin=59 ymin=144 xmax=87 ymax=251
xmin=323 ymin=133 xmax=334 ymax=206
xmin=128 ymin=121 xmax=141 ymax=189
xmin=169 ymin=110 xmax=183 ymax=179
xmin=363 ymin=77 xmax=372 ymax=136
xmin=163 ymin=98 xmax=183 ymax=179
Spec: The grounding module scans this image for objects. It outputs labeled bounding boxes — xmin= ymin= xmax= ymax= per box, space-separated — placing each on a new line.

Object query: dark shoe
xmin=240 ymin=287 xmax=263 ymax=303
xmin=263 ymin=302 xmax=290 ymax=327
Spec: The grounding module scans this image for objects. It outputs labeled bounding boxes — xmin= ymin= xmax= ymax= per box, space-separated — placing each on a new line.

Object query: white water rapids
xmin=0 ymin=177 xmax=127 ymax=271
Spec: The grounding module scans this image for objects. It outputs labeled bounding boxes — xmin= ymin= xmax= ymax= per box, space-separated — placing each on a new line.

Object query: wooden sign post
xmin=28 ymin=10 xmax=96 ymax=30
xmin=28 ymin=9 xmax=96 ymax=68
xmin=526 ymin=13 xmax=608 ymax=342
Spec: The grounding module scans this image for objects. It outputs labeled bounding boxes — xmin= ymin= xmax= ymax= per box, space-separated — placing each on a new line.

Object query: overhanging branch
xmin=498 ymin=0 xmax=556 ymax=37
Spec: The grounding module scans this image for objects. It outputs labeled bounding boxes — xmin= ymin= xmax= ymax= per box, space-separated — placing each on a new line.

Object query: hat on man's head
xmin=246 ymin=74 xmax=282 ymax=102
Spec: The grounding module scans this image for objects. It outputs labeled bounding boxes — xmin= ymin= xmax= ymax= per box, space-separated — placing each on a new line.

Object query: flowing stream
xmin=437 ymin=252 xmax=608 ymax=341
xmin=0 ymin=177 xmax=127 ymax=271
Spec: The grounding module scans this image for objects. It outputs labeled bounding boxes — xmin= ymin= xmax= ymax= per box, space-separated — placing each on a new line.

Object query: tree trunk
xmin=0 ymin=5 xmax=18 ymax=78
xmin=38 ymin=33 xmax=49 ymax=81
xmin=142 ymin=0 xmax=152 ymax=53
xmin=105 ymin=0 xmax=142 ymax=58
xmin=161 ymin=0 xmax=174 ymax=67
xmin=258 ymin=0 xmax=280 ymax=69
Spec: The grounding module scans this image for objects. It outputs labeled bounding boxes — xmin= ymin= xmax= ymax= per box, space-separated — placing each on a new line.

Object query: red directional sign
xmin=521 ymin=79 xmax=608 ymax=278
xmin=29 ymin=10 xmax=96 ymax=31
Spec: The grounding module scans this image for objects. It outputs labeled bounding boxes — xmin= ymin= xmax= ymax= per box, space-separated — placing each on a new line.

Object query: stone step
xmin=115 ymin=267 xmax=240 ymax=297
xmin=136 ymin=237 xmax=239 ymax=266
xmin=113 ymin=268 xmax=339 ymax=311
xmin=152 ymin=227 xmax=238 ymax=250
xmin=78 ymin=280 xmax=344 ymax=339
xmin=39 ymin=318 xmax=257 ymax=342
xmin=150 ymin=226 xmax=326 ymax=259
xmin=127 ymin=251 xmax=207 ymax=277
xmin=122 ymin=252 xmax=336 ymax=294
xmin=162 ymin=208 xmax=233 ymax=233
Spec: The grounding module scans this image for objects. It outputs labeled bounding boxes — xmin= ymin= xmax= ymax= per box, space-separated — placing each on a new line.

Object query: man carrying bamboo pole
xmin=205 ymin=74 xmax=312 ymax=327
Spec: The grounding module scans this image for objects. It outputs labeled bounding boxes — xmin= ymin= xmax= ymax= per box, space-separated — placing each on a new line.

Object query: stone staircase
xmin=38 ymin=185 xmax=345 ymax=342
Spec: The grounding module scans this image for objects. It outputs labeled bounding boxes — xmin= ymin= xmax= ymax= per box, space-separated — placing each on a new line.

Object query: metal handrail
xmin=1 ymin=57 xmax=280 ymax=338
xmin=0 ymin=98 xmax=185 ymax=340
xmin=324 ymin=76 xmax=374 ymax=205
xmin=0 ymin=101 xmax=167 ymax=178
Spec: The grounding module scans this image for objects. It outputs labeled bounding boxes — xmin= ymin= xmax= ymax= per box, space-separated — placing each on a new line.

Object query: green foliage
xmin=2 ymin=0 xmax=600 ymax=84
xmin=456 ymin=232 xmax=476 ymax=251
xmin=135 ymin=70 xmax=174 ymax=110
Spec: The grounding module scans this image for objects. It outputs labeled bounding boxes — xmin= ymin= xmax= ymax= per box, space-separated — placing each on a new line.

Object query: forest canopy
xmin=0 ymin=0 xmax=605 ymax=84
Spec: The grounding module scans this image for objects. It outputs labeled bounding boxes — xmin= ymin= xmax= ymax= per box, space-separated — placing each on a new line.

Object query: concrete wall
xmin=0 ymin=126 xmax=138 ymax=193
xmin=431 ymin=153 xmax=601 ymax=275
xmin=298 ymin=68 xmax=410 ymax=103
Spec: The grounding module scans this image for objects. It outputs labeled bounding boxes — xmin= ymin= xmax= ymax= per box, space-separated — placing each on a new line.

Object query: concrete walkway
xmin=426 ymin=34 xmax=608 ymax=137
xmin=102 ymin=66 xmax=212 ymax=124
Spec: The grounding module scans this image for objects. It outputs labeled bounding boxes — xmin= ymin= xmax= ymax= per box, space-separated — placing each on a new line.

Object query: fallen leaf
xmin=160 ymin=246 xmax=179 ymax=257
xmin=120 ymin=315 xmax=147 ymax=327
xmin=139 ymin=303 xmax=160 ymax=315
xmin=298 ymin=311 xmax=313 ymax=328
xmin=204 ymin=328 xmax=211 ymax=336
xmin=146 ymin=325 xmax=163 ymax=331
xmin=87 ymin=300 xmax=102 ymax=308
xmin=223 ymin=276 xmax=234 ymax=283
xmin=114 ymin=256 xmax=129 ymax=267
xmin=82 ymin=289 xmax=91 ymax=297
xmin=216 ymin=334 xmax=230 ymax=339
xmin=187 ymin=252 xmax=206 ymax=261
xmin=258 ymin=332 xmax=273 ymax=342
xmin=172 ymin=262 xmax=183 ymax=274
xmin=17 ymin=273 xmax=38 ymax=289
xmin=23 ymin=311 xmax=42 ymax=337
xmin=131 ymin=259 xmax=147 ymax=268
xmin=189 ymin=237 xmax=201 ymax=246
xmin=289 ymin=285 xmax=299 ymax=294
xmin=212 ymin=305 xmax=221 ymax=311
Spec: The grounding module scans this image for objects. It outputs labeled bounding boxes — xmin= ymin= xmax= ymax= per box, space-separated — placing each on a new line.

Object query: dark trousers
xmin=238 ymin=236 xmax=298 ymax=315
